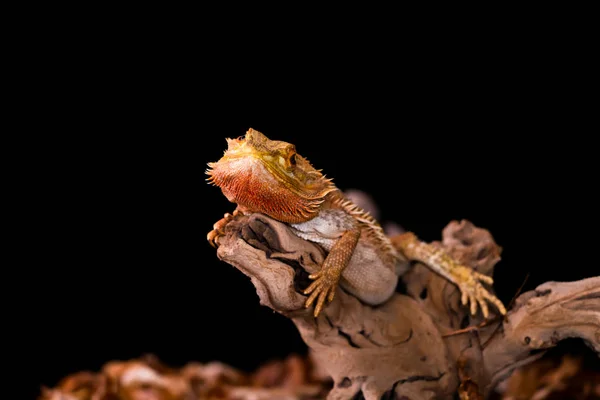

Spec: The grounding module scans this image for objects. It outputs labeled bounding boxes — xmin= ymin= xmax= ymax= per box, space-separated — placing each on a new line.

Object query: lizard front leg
xmin=207 ymin=209 xmax=243 ymax=248
xmin=303 ymin=228 xmax=361 ymax=317
xmin=393 ymin=232 xmax=506 ymax=319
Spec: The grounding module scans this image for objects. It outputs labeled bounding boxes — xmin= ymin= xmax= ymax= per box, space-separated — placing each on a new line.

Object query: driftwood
xmin=214 ymin=207 xmax=600 ymax=400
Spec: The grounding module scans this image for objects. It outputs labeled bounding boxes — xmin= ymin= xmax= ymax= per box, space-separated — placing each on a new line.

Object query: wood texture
xmin=215 ymin=213 xmax=600 ymax=400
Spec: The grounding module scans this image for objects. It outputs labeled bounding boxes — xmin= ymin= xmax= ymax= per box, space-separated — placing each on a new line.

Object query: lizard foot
xmin=453 ymin=266 xmax=507 ymax=319
xmin=394 ymin=231 xmax=506 ymax=319
xmin=303 ymin=268 xmax=341 ymax=318
xmin=207 ymin=210 xmax=241 ymax=248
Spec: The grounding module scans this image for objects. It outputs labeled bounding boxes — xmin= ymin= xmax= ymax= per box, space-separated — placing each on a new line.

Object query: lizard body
xmin=207 ymin=129 xmax=506 ymax=318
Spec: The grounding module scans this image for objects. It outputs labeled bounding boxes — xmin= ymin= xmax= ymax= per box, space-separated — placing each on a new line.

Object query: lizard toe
xmin=207 ymin=230 xmax=222 ymax=248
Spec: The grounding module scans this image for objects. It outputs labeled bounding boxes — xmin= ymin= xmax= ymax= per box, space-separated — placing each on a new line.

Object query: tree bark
xmin=214 ymin=212 xmax=600 ymax=400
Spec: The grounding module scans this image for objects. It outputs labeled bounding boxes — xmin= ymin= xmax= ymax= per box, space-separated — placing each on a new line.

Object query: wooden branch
xmin=481 ymin=277 xmax=600 ymax=392
xmin=215 ymin=213 xmax=600 ymax=400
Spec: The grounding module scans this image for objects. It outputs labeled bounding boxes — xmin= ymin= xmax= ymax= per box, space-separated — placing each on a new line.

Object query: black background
xmin=19 ymin=30 xmax=598 ymax=399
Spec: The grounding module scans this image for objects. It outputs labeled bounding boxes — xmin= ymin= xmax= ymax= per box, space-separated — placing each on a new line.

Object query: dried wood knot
xmin=337 ymin=377 xmax=352 ymax=388
xmin=535 ymin=288 xmax=552 ymax=297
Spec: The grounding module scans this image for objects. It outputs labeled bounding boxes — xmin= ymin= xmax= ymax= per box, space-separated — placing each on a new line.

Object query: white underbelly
xmin=341 ymin=241 xmax=399 ymax=305
xmin=290 ymin=210 xmax=398 ymax=305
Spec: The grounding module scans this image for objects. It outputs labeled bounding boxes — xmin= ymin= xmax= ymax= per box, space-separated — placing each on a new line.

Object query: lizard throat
xmin=207 ymin=157 xmax=334 ymax=223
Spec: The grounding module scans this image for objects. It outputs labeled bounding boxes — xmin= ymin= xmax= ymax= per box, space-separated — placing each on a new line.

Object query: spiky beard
xmin=207 ymin=157 xmax=336 ymax=223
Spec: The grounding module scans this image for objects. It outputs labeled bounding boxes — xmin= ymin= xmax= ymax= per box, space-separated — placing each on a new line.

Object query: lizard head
xmin=206 ymin=128 xmax=336 ymax=223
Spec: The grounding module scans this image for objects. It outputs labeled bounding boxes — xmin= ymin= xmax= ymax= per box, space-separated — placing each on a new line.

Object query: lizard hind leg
xmin=393 ymin=232 xmax=507 ymax=319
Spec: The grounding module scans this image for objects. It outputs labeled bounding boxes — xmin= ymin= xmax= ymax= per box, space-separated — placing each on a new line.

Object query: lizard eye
xmin=237 ymin=135 xmax=245 ymax=141
xmin=290 ymin=153 xmax=297 ymax=166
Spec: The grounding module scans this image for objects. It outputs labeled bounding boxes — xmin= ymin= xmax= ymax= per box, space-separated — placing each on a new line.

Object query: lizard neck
xmin=210 ymin=157 xmax=337 ymax=224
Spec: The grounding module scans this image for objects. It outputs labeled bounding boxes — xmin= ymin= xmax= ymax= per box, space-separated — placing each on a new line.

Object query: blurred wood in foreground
xmin=39 ymin=353 xmax=331 ymax=400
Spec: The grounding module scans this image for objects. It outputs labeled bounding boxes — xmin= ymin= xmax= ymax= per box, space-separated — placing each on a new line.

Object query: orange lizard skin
xmin=207 ymin=129 xmax=506 ymax=318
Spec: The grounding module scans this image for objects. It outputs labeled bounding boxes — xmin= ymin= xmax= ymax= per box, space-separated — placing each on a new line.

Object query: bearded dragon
xmin=206 ymin=128 xmax=507 ymax=319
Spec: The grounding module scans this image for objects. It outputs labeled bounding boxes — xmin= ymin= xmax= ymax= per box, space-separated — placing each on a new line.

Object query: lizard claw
xmin=456 ymin=267 xmax=506 ymax=319
xmin=207 ymin=230 xmax=222 ymax=248
xmin=303 ymin=269 xmax=341 ymax=317
xmin=207 ymin=211 xmax=240 ymax=248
